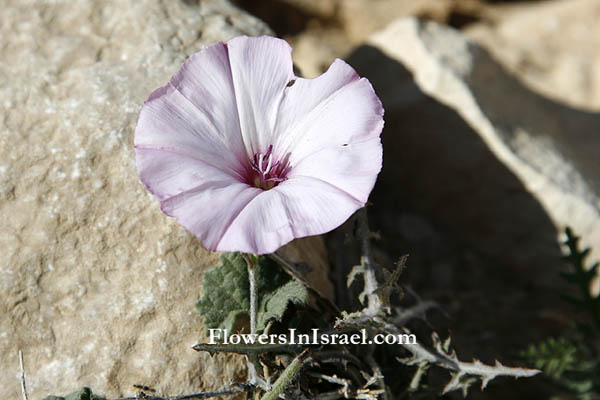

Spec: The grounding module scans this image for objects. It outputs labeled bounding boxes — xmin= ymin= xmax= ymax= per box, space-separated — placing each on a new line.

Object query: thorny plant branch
xmin=260 ymin=349 xmax=310 ymax=400
xmin=393 ymin=286 xmax=444 ymax=327
xmin=305 ymin=370 xmax=386 ymax=400
xmin=343 ymin=207 xmax=540 ymax=395
xmin=363 ymin=353 xmax=389 ymax=400
xmin=357 ymin=208 xmax=382 ymax=316
xmin=352 ymin=208 xmax=392 ymax=398
xmin=336 ymin=313 xmax=539 ymax=393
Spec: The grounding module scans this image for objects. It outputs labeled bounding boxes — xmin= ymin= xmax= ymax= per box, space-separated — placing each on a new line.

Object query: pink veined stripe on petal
xmin=134 ymin=81 xmax=246 ymax=178
xmin=285 ymin=175 xmax=365 ymax=204
xmin=166 ymin=81 xmax=248 ymax=173
xmin=167 ymin=41 xmax=249 ymax=171
xmin=159 ymin=179 xmax=237 ymax=213
xmin=212 ymin=189 xmax=269 ymax=251
xmin=226 ymin=36 xmax=295 ymax=156
xmin=134 ymin=145 xmax=247 ymax=182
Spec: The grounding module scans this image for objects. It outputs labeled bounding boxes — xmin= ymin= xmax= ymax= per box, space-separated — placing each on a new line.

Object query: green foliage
xmin=257 ymin=279 xmax=309 ymax=332
xmin=196 ymin=253 xmax=308 ymax=335
xmin=43 ymin=387 xmax=103 ymax=400
xmin=521 ymin=338 xmax=582 ymax=380
xmin=521 ymin=338 xmax=597 ymax=399
xmin=521 ymin=228 xmax=600 ymax=399
xmin=561 ymin=227 xmax=600 ymax=330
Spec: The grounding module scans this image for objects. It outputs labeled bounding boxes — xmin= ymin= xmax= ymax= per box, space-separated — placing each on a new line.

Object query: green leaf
xmin=196 ymin=253 xmax=250 ymax=333
xmin=521 ymin=337 xmax=599 ymax=397
xmin=561 ymin=227 xmax=600 ymax=331
xmin=257 ymin=280 xmax=310 ymax=331
xmin=196 ymin=253 xmax=309 ymax=335
xmin=521 ymin=338 xmax=578 ymax=379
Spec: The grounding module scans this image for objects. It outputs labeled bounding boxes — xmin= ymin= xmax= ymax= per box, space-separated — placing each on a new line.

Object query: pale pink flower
xmin=134 ymin=36 xmax=383 ymax=254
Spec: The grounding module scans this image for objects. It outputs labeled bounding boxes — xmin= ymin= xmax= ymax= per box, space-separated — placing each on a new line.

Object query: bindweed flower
xmin=134 ymin=36 xmax=383 ymax=254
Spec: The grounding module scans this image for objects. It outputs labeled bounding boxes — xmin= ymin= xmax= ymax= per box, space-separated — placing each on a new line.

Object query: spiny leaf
xmin=373 ymin=255 xmax=407 ymax=312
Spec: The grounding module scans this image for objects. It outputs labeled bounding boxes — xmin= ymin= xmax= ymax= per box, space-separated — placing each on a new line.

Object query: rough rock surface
xmin=467 ymin=0 xmax=600 ymax=111
xmin=361 ymin=18 xmax=600 ymax=269
xmin=0 ymin=1 xmax=332 ymax=398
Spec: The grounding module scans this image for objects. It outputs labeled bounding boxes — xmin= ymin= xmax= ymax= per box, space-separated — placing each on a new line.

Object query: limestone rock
xmin=336 ymin=0 xmax=452 ymax=43
xmin=467 ymin=0 xmax=600 ymax=111
xmin=275 ymin=0 xmax=452 ymax=40
xmin=0 ymin=1 xmax=331 ymax=398
xmin=270 ymin=0 xmax=338 ymax=19
xmin=283 ymin=0 xmax=456 ymax=79
xmin=351 ymin=17 xmax=600 ymax=280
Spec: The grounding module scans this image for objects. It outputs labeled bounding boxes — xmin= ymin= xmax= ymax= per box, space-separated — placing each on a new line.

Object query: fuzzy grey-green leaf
xmin=197 ymin=253 xmax=310 ymax=335
xmin=196 ymin=253 xmax=249 ymax=331
xmin=257 ymin=280 xmax=310 ymax=331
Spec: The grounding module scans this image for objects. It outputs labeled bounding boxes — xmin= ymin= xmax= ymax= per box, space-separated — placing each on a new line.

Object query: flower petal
xmin=135 ymin=147 xmax=238 ymax=201
xmin=134 ymin=83 xmax=246 ymax=178
xmin=160 ymin=181 xmax=262 ymax=251
xmin=273 ymin=59 xmax=358 ymax=152
xmin=273 ymin=59 xmax=384 ymax=164
xmin=287 ymin=137 xmax=382 ymax=204
xmin=134 ymin=36 xmax=384 ymax=255
xmin=272 ymin=62 xmax=384 ymax=204
xmin=215 ymin=177 xmax=363 ymax=254
xmin=169 ymin=41 xmax=247 ymax=167
xmin=134 ymin=42 xmax=249 ymax=178
xmin=227 ymin=36 xmax=295 ymax=154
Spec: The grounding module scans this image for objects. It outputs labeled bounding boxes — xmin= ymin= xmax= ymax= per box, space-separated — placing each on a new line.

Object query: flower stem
xmin=260 ymin=349 xmax=309 ymax=400
xmin=243 ymin=254 xmax=259 ymax=335
xmin=249 ymin=266 xmax=257 ymax=335
xmin=357 ymin=207 xmax=382 ymax=315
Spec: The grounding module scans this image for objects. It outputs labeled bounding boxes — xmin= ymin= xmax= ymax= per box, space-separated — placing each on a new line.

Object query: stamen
xmin=247 ymin=145 xmax=290 ymax=190
xmin=264 ymin=154 xmax=273 ymax=174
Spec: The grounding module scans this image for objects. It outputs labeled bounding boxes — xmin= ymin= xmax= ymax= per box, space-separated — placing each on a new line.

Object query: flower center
xmin=248 ymin=145 xmax=289 ymax=190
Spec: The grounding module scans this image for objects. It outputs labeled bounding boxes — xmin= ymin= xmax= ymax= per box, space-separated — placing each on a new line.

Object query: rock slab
xmin=0 ymin=1 xmax=331 ymax=398
xmin=467 ymin=0 xmax=600 ymax=111
xmin=360 ymin=17 xmax=600 ymax=279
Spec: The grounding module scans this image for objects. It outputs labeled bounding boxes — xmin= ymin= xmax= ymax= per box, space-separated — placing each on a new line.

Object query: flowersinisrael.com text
xmin=208 ymin=328 xmax=416 ymax=346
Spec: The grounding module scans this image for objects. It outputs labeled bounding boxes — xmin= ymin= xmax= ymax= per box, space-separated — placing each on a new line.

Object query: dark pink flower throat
xmin=247 ymin=144 xmax=290 ymax=190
